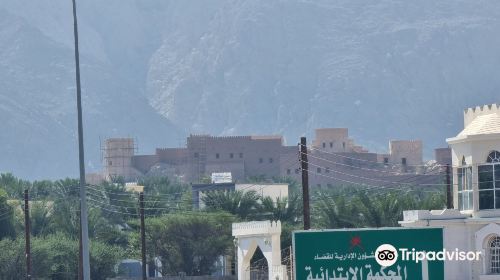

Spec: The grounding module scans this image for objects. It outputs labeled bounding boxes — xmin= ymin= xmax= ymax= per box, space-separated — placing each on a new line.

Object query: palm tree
xmin=202 ymin=190 xmax=260 ymax=219
xmin=356 ymin=191 xmax=427 ymax=227
xmin=313 ymin=192 xmax=359 ymax=228
xmin=259 ymin=193 xmax=302 ymax=223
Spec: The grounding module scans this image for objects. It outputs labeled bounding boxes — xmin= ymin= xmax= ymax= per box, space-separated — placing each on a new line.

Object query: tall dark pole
xmin=24 ymin=190 xmax=31 ymax=280
xmin=71 ymin=0 xmax=90 ymax=279
xmin=300 ymin=137 xmax=311 ymax=230
xmin=446 ymin=164 xmax=452 ymax=209
xmin=140 ymin=192 xmax=147 ymax=280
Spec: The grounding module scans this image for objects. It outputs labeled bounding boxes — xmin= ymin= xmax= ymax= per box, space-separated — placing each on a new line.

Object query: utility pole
xmin=140 ymin=192 xmax=147 ymax=280
xmin=300 ymin=137 xmax=310 ymax=230
xmin=446 ymin=164 xmax=452 ymax=209
xmin=71 ymin=0 xmax=90 ymax=279
xmin=24 ymin=189 xmax=31 ymax=280
xmin=289 ymin=246 xmax=293 ymax=280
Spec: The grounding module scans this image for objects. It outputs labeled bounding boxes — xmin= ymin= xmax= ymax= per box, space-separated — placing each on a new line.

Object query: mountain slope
xmin=147 ymin=0 xmax=500 ymax=151
xmin=1 ymin=0 xmax=500 ymax=179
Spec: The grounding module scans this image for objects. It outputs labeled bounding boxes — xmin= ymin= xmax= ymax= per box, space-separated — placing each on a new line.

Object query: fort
xmin=87 ymin=128 xmax=448 ymax=187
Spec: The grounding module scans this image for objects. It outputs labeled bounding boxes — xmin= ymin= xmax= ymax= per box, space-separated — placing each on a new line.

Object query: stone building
xmin=93 ymin=128 xmax=439 ymax=188
xmin=103 ymin=138 xmax=142 ymax=181
xmin=435 ymin=147 xmax=453 ymax=166
xmin=401 ymin=103 xmax=500 ymax=279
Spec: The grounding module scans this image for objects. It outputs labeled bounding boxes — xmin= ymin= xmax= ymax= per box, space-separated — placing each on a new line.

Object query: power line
xmin=302 ymin=152 xmax=445 ymax=175
xmin=302 ymin=160 xmax=447 ymax=187
xmin=303 ymin=144 xmax=442 ymax=168
xmin=301 ymin=168 xmax=441 ymax=193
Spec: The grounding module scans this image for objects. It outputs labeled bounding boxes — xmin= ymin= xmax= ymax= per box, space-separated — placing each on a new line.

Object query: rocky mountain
xmin=1 ymin=0 xmax=500 ymax=179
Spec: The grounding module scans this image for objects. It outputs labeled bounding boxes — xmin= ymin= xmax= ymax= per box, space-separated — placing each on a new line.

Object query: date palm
xmin=202 ymin=190 xmax=260 ymax=219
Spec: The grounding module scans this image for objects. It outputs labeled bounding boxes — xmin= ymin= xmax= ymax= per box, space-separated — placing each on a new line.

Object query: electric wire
xmin=302 ymin=144 xmax=444 ymax=168
xmin=301 ymin=168 xmax=442 ymax=193
xmin=302 ymin=159 xmax=448 ymax=187
xmin=302 ymin=151 xmax=445 ymax=175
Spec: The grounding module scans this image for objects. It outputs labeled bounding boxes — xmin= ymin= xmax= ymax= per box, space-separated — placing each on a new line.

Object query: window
xmin=108 ymin=161 xmax=112 ymax=166
xmin=239 ymin=153 xmax=243 ymax=158
xmin=329 ymin=142 xmax=333 ymax=148
xmin=286 ymin=169 xmax=291 ymax=175
xmin=342 ymin=142 xmax=346 ymax=150
xmin=487 ymin=151 xmax=500 ymax=163
xmin=383 ymin=157 xmax=389 ymax=164
xmin=216 ymin=153 xmax=220 ymax=159
xmin=269 ymin=158 xmax=273 ymax=163
xmin=457 ymin=165 xmax=473 ymax=210
xmin=194 ymin=152 xmax=199 ymax=158
xmin=317 ymin=184 xmax=321 ymax=188
xmin=259 ymin=158 xmax=263 ymax=163
xmin=322 ymin=142 xmax=326 ymax=148
xmin=229 ymin=153 xmax=234 ymax=159
xmin=325 ymin=167 xmax=330 ymax=173
xmin=317 ymin=167 xmax=321 ymax=173
xmin=479 ymin=151 xmax=500 ymax=210
xmin=401 ymin=158 xmax=407 ymax=165
xmin=489 ymin=236 xmax=500 ymax=274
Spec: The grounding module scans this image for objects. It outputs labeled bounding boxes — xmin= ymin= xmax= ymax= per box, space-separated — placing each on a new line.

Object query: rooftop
xmin=458 ymin=113 xmax=500 ymax=137
xmin=447 ymin=103 xmax=500 ymax=143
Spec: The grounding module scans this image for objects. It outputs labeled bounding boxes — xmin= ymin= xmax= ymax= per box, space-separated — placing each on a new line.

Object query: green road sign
xmin=293 ymin=227 xmax=444 ymax=280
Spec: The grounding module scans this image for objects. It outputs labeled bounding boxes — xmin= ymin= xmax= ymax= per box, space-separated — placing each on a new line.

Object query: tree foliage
xmin=313 ymin=187 xmax=446 ymax=228
xmin=144 ymin=212 xmax=235 ymax=276
xmin=202 ymin=190 xmax=261 ymax=219
xmin=0 ymin=173 xmax=449 ymax=278
xmin=0 ymin=188 xmax=16 ymax=240
xmin=0 ymin=233 xmax=124 ymax=280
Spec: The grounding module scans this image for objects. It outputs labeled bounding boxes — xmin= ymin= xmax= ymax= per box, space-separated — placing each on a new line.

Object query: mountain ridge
xmin=1 ymin=0 xmax=500 ymax=179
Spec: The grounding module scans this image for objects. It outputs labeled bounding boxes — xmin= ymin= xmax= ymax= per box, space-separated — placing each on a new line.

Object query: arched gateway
xmin=232 ymin=221 xmax=287 ymax=280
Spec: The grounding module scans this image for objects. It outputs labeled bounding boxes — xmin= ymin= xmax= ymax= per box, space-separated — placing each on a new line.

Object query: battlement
xmin=401 ymin=209 xmax=468 ymax=223
xmin=232 ymin=220 xmax=281 ymax=236
xmin=155 ymin=147 xmax=187 ymax=153
xmin=390 ymin=139 xmax=422 ymax=144
xmin=464 ymin=103 xmax=500 ymax=127
xmin=189 ymin=134 xmax=252 ymax=140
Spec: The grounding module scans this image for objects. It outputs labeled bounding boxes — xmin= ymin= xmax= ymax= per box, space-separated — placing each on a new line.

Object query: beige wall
xmin=312 ymin=128 xmax=352 ymax=152
xmin=389 ymin=140 xmax=423 ymax=166
xmin=98 ymin=129 xmax=431 ymax=186
xmin=103 ymin=138 xmax=142 ymax=181
xmin=235 ymin=184 xmax=288 ymax=202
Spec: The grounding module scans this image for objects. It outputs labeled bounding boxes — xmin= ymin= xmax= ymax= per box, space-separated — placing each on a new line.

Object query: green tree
xmin=202 ymin=190 xmax=260 ymax=219
xmin=0 ymin=237 xmax=24 ymax=279
xmin=139 ymin=176 xmax=186 ymax=196
xmin=50 ymin=195 xmax=80 ymax=238
xmin=259 ymin=193 xmax=302 ymax=224
xmin=0 ymin=188 xmax=16 ymax=239
xmin=0 ymin=173 xmax=30 ymax=199
xmin=313 ymin=192 xmax=359 ymax=228
xmin=311 ymin=187 xmax=447 ymax=229
xmin=145 ymin=212 xmax=235 ymax=276
xmin=30 ymin=200 xmax=53 ymax=236
xmin=0 ymin=233 xmax=124 ymax=280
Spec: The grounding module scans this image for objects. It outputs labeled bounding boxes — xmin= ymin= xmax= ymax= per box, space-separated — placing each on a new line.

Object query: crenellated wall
xmin=232 ymin=220 xmax=282 ymax=236
xmin=464 ymin=103 xmax=500 ymax=127
xmin=97 ymin=129 xmax=434 ymax=185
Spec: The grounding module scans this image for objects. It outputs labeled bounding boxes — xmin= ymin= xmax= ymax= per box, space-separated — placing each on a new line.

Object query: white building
xmin=401 ymin=104 xmax=500 ymax=280
xmin=192 ymin=182 xmax=288 ymax=209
